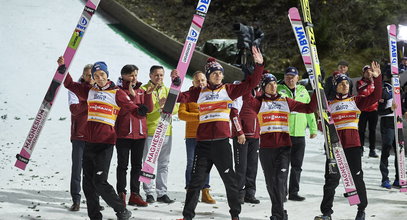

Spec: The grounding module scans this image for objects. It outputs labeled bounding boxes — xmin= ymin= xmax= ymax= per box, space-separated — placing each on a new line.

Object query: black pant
xmin=358 ymin=110 xmax=378 ymax=150
xmin=379 ymin=117 xmax=399 ymax=182
xmin=320 ymin=147 xmax=367 ymax=216
xmin=183 ymin=138 xmax=241 ymax=219
xmin=233 ymin=137 xmax=259 ymax=198
xmin=83 ymin=143 xmax=125 ymax=220
xmin=116 ymin=138 xmax=146 ymax=194
xmin=259 ymin=146 xmax=290 ymax=220
xmin=287 ymin=136 xmax=306 ymax=196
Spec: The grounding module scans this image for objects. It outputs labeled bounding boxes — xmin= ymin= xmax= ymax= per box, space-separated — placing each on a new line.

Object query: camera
xmin=233 ymin=23 xmax=264 ymax=49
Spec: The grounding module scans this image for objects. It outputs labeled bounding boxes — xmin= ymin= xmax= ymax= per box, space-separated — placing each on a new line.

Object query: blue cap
xmin=285 ymin=67 xmax=298 ymax=76
xmin=91 ymin=61 xmax=109 ymax=78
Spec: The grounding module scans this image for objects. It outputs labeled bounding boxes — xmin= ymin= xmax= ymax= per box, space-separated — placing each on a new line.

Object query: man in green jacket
xmin=141 ymin=65 xmax=179 ymax=204
xmin=277 ymin=67 xmax=317 ymax=201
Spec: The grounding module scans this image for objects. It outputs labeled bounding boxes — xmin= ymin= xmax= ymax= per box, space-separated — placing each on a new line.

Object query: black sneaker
xmin=288 ymin=194 xmax=305 ymax=201
xmin=157 ymin=194 xmax=175 ymax=203
xmin=244 ymin=196 xmax=260 ymax=204
xmin=146 ymin=194 xmax=155 ymax=203
xmin=355 ymin=210 xmax=365 ymax=220
xmin=116 ymin=209 xmax=132 ymax=220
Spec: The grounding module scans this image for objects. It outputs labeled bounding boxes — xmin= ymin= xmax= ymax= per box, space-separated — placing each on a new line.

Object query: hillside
xmin=116 ymin=0 xmax=407 ymax=77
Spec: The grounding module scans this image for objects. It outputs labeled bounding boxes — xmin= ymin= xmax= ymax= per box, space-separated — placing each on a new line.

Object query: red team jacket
xmin=247 ymin=93 xmax=317 ymax=148
xmin=177 ymin=64 xmax=264 ymax=141
xmin=231 ymin=89 xmax=262 ymax=139
xmin=115 ymin=80 xmax=153 ymax=140
xmin=333 ymin=76 xmax=382 ymax=148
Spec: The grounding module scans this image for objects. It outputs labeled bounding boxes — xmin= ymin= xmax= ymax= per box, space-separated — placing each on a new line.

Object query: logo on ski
xmin=294 ymin=26 xmax=310 ymax=55
xmin=76 ymin=16 xmax=89 ymax=31
xmin=187 ymin=25 xmax=199 ymax=43
xmin=196 ymin=0 xmax=210 ymax=14
xmin=84 ymin=6 xmax=95 ymax=14
xmin=69 ymin=30 xmax=84 ymax=49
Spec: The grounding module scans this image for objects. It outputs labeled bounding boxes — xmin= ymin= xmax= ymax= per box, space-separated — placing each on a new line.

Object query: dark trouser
xmin=233 ymin=137 xmax=260 ymax=198
xmin=358 ymin=110 xmax=378 ymax=150
xmin=259 ymin=146 xmax=290 ymax=220
xmin=287 ymin=136 xmax=305 ymax=196
xmin=83 ymin=143 xmax=125 ymax=220
xmin=70 ymin=139 xmax=85 ymax=204
xmin=183 ymin=138 xmax=241 ymax=219
xmin=320 ymin=147 xmax=368 ymax=216
xmin=116 ymin=138 xmax=146 ymax=194
xmin=185 ymin=138 xmax=210 ymax=189
xmin=380 ymin=117 xmax=399 ymax=182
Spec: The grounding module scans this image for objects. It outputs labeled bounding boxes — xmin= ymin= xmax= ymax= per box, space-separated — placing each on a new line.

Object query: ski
xmin=387 ymin=24 xmax=407 ymax=192
xmin=139 ymin=0 xmax=211 ymax=184
xmin=14 ymin=0 xmax=101 ymax=170
xmin=298 ymin=1 xmax=360 ymax=205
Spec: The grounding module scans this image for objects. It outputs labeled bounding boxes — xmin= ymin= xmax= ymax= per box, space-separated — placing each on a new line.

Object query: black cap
xmin=337 ymin=60 xmax=349 ymax=66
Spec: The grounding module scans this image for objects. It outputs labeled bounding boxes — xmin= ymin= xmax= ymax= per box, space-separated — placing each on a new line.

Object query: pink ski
xmin=290 ymin=6 xmax=360 ymax=205
xmin=15 ymin=0 xmax=101 ymax=170
xmin=139 ymin=0 xmax=212 ymax=184
xmin=387 ymin=24 xmax=407 ymax=191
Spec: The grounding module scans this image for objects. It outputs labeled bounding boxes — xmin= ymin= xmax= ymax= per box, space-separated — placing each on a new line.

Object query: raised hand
xmin=371 ymin=61 xmax=381 ymax=78
xmin=252 ymin=46 xmax=263 ymax=65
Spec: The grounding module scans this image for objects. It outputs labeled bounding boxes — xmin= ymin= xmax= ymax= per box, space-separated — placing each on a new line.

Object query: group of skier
xmin=60 ymin=38 xmax=407 ymax=220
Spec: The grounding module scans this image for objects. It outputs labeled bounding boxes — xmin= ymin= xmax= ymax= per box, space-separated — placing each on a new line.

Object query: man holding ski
xmin=175 ymin=46 xmax=263 ymax=220
xmin=316 ymin=61 xmax=382 ymax=220
xmin=244 ymin=72 xmax=318 ymax=220
xmin=62 ymin=57 xmax=146 ymax=220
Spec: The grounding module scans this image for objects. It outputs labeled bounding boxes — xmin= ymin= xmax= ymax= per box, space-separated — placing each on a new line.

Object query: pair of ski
xmin=288 ymin=0 xmax=406 ymax=211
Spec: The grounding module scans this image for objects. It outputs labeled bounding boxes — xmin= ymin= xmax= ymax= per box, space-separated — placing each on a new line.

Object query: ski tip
xmin=388 ymin=24 xmax=397 ymax=35
xmin=288 ymin=8 xmax=301 ymax=20
xmin=400 ymin=188 xmax=407 ymax=192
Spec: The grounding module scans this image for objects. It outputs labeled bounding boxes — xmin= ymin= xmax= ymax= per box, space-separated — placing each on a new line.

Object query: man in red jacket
xmin=68 ymin=64 xmax=93 ymax=211
xmin=357 ymin=65 xmax=379 ymax=158
xmin=316 ymin=61 xmax=382 ymax=220
xmin=115 ymin=64 xmax=154 ymax=207
xmin=244 ymin=73 xmax=317 ymax=220
xmin=61 ymin=57 xmax=147 ymax=220
xmin=176 ymin=46 xmax=264 ymax=220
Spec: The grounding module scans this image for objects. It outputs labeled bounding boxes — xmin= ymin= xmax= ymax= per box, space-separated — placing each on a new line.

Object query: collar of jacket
xmin=335 ymin=93 xmax=350 ymax=100
xmin=207 ymin=83 xmax=223 ymax=90
xmin=94 ymin=81 xmax=115 ymax=90
xmin=263 ymin=93 xmax=280 ymax=100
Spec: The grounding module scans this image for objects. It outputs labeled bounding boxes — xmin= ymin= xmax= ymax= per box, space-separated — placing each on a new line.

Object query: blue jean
xmin=185 ymin=138 xmax=210 ymax=189
xmin=71 ymin=139 xmax=85 ymax=203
